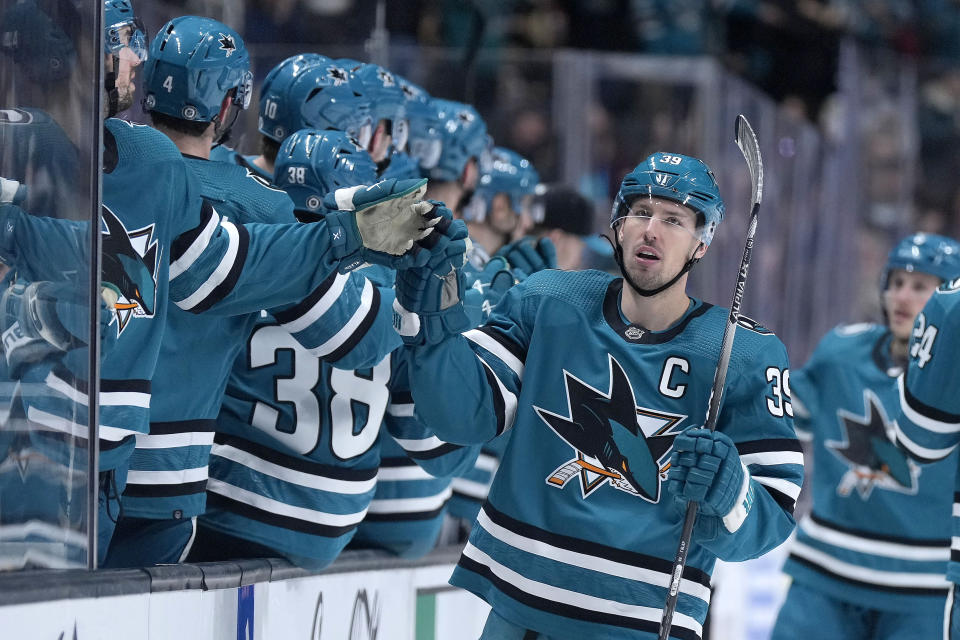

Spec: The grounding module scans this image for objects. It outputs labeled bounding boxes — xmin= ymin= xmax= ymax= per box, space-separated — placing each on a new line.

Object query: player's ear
xmin=694 ymin=241 xmax=708 ymax=260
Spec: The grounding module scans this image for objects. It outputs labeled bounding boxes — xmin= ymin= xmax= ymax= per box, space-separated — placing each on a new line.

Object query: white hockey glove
xmin=0 ymin=177 xmax=27 ymax=205
xmin=323 ymin=177 xmax=441 ymax=272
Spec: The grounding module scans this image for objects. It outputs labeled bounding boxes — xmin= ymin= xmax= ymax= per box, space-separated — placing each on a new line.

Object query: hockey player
xmin=104 ymin=17 xmax=441 ymax=567
xmin=407 ymin=97 xmax=489 ymax=218
xmin=772 ymin=233 xmax=960 ymax=640
xmin=392 ymin=152 xmax=804 ymax=639
xmin=211 ymin=54 xmax=372 ymax=181
xmin=894 ymin=271 xmax=960 ymax=639
xmin=189 ymin=129 xmax=478 ymax=568
xmin=0 ymin=1 xmax=447 ymax=564
xmin=335 ymin=60 xmax=406 ymax=166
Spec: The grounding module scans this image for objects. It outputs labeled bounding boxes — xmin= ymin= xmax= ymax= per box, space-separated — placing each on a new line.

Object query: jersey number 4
xmin=910 ymin=313 xmax=938 ymax=369
xmin=247 ymin=325 xmax=389 ymax=459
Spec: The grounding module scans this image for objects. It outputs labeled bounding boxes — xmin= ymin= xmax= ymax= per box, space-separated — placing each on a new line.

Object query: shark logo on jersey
xmin=535 ymin=353 xmax=685 ymax=502
xmin=827 ymin=389 xmax=920 ymax=499
xmin=101 ymin=205 xmax=160 ymax=335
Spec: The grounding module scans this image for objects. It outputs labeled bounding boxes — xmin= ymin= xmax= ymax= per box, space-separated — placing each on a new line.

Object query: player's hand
xmin=666 ymin=428 xmax=754 ymax=533
xmin=495 ymin=237 xmax=556 ymax=279
xmin=392 ymin=205 xmax=473 ymax=345
xmin=323 ymin=178 xmax=440 ymax=271
xmin=0 ymin=177 xmax=26 ymax=205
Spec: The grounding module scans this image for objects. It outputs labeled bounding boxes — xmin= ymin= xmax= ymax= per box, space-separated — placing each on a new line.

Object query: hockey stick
xmin=658 ymin=114 xmax=763 ymax=640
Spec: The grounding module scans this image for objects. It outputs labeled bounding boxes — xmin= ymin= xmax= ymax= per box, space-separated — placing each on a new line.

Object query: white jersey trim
xmin=462 ymin=541 xmax=704 ymax=637
xmin=365 ymin=486 xmax=452 ymax=514
xmin=800 ymin=517 xmax=949 ymax=561
xmin=206 ymin=478 xmax=367 ymax=526
xmin=790 ymin=541 xmax=950 ymax=589
xmin=475 ymin=508 xmax=711 ymax=603
xmin=126 ymin=466 xmax=208 ymax=485
xmin=310 ymin=278 xmax=374 ymax=357
xmin=211 ymin=443 xmax=375 ymax=494
xmin=465 ymin=329 xmax=524 ymax=379
xmin=176 ymin=218 xmax=241 ymax=311
xmin=281 ymin=272 xmax=349 ymax=334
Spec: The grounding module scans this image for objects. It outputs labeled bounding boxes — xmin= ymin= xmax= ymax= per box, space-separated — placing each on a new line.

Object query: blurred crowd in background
xmin=128 ymin=0 xmax=960 ymax=327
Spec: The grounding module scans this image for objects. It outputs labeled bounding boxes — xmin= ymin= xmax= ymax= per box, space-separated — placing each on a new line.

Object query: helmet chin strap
xmin=105 ymin=55 xmax=120 ymax=118
xmin=606 ymin=234 xmax=703 ymax=297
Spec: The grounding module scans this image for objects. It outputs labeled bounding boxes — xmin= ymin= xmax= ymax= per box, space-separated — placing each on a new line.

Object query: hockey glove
xmin=323 ymin=178 xmax=439 ymax=272
xmin=495 ymin=237 xmax=557 ymax=279
xmin=666 ymin=428 xmax=754 ymax=534
xmin=393 ymin=207 xmax=473 ymax=346
xmin=0 ymin=280 xmax=118 ymax=378
xmin=0 ymin=177 xmax=27 ymax=205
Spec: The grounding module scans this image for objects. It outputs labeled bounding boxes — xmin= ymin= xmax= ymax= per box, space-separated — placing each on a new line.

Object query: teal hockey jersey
xmin=202 ymin=258 xmax=477 ymax=567
xmin=895 ymin=281 xmax=960 ymax=587
xmin=121 ymin=155 xmax=298 ymax=519
xmin=209 ymin=145 xmax=271 ymax=182
xmin=407 ymin=269 xmax=803 ymax=640
xmin=783 ymin=324 xmax=952 ymax=615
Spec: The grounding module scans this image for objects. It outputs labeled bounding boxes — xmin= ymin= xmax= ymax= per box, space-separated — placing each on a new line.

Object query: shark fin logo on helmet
xmin=101 ymin=206 xmax=160 ymax=335
xmin=218 ymin=33 xmax=236 ymax=57
xmin=535 ymin=353 xmax=685 ymax=502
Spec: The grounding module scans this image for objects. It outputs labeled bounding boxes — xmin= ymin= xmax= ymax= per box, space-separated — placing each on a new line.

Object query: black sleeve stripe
xmin=405 ymin=442 xmax=464 ymax=460
xmin=391 ymin=390 xmax=414 ymax=405
xmin=758 ymin=484 xmax=796 ymax=516
xmin=322 ymin=285 xmax=381 ymax=363
xmin=271 ymin=271 xmax=340 ymax=325
xmin=903 ymin=368 xmax=960 ymax=424
xmin=171 ymin=200 xmax=217 ymax=264
xmin=476 ymin=325 xmax=527 ymax=363
xmin=480 ymin=358 xmax=507 ymax=436
xmin=212 ymin=433 xmax=378 ymax=481
xmin=189 ymin=221 xmax=250 ymax=314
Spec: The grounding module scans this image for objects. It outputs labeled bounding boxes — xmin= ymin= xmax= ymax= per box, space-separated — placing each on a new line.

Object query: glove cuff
xmin=721 ymin=463 xmax=754 ymax=533
xmin=324 ymin=209 xmax=366 ymax=272
xmin=392 ymin=298 xmax=472 ymax=346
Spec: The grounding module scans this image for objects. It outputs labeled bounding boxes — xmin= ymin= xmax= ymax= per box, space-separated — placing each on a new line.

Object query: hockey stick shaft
xmin=658 ymin=115 xmax=762 ymax=640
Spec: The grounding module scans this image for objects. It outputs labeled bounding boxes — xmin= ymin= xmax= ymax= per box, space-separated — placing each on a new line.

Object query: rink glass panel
xmin=0 ymin=0 xmax=101 ymax=569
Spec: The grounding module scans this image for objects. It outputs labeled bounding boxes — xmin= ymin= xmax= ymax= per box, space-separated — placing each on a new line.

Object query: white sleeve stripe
xmin=169 ymin=209 xmax=221 ymax=279
xmin=752 ymin=475 xmax=802 ymax=501
xmin=899 ymin=375 xmax=960 ymax=434
xmin=893 ymin=419 xmax=956 ymax=461
xmin=281 ymin=272 xmax=350 ymax=334
xmin=464 ymin=329 xmax=524 ymax=379
xmin=365 ymin=487 xmax=452 ymax=513
xmin=334 ymin=185 xmax=364 ymax=212
xmin=393 ymin=434 xmax=446 ymax=451
xmin=309 ymin=278 xmax=374 ymax=357
xmin=478 ymin=354 xmax=518 ymax=434
xmin=175 ymin=218 xmax=240 ymax=311
xmin=386 ymin=403 xmax=415 ymax=418
xmin=126 ymin=467 xmax=208 ymax=485
xmin=739 ymin=451 xmax=805 ymax=467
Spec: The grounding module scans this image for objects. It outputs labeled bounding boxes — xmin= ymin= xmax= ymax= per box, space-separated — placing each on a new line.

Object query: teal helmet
xmin=612 ymin=152 xmax=725 ymax=246
xmin=465 ymin=147 xmax=539 ymax=223
xmin=274 ymin=129 xmax=378 ymax=219
xmin=884 ymin=233 xmax=960 ymax=285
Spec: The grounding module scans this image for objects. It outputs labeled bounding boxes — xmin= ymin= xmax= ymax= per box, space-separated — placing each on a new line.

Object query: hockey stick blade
xmin=735 ymin=114 xmax=763 ymax=208
xmin=658 ymin=114 xmax=764 ymax=640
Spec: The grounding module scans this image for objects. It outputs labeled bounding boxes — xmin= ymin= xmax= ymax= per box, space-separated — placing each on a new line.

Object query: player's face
xmin=489 ymin=193 xmax=518 ymax=235
xmin=883 ymin=269 xmax=942 ymax=340
xmin=616 ymin=197 xmax=704 ymax=290
xmin=107 ymin=26 xmax=143 ymax=112
xmin=369 ymin=120 xmax=392 ymax=163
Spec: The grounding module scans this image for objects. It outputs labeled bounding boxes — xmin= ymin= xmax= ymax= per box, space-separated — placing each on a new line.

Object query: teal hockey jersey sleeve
xmin=409 ymin=282 xmax=531 ymax=445
xmin=690 ymin=331 xmax=803 ymax=562
xmin=895 ymin=285 xmax=960 ymax=462
xmin=0 ymin=204 xmax=87 ymax=281
xmin=268 ymin=274 xmax=401 ymax=369
xmin=386 ymin=348 xmax=481 ymax=478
